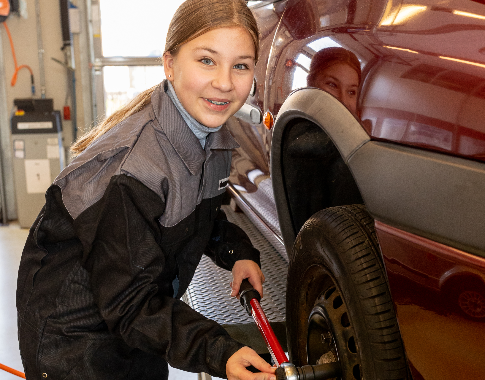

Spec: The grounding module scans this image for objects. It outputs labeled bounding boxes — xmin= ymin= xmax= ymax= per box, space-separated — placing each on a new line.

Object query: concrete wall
xmin=0 ymin=0 xmax=92 ymax=220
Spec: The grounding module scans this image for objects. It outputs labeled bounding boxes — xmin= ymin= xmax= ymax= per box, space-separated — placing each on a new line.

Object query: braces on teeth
xmin=207 ymin=99 xmax=229 ymax=105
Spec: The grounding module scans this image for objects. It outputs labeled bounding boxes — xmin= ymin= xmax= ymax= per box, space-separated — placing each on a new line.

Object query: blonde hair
xmin=71 ymin=0 xmax=259 ymax=155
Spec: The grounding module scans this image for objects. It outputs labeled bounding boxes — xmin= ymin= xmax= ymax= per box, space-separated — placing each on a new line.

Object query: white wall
xmin=0 ymin=0 xmax=92 ymax=220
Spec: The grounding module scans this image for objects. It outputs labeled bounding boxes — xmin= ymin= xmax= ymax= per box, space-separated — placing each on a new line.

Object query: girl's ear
xmin=163 ymin=52 xmax=175 ymax=81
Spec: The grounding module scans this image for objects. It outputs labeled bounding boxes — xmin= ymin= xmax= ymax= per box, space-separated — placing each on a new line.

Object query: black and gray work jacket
xmin=16 ymin=81 xmax=260 ymax=379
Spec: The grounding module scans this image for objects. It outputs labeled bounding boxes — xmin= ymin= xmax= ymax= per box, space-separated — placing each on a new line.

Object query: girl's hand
xmin=226 ymin=346 xmax=276 ymax=380
xmin=230 ymin=260 xmax=265 ymax=298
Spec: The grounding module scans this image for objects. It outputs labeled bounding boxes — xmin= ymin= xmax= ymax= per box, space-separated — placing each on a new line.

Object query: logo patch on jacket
xmin=218 ymin=177 xmax=229 ymax=190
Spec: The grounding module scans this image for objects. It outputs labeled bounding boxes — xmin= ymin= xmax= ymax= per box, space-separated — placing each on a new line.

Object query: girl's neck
xmin=166 ymin=80 xmax=222 ymax=148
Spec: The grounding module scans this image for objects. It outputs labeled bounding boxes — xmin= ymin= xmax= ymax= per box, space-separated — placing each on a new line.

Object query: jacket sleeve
xmin=79 ymin=175 xmax=243 ymax=377
xmin=204 ymin=208 xmax=261 ymax=271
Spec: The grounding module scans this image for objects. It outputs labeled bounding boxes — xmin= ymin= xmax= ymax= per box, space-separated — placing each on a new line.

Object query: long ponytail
xmin=70 ymin=85 xmax=157 ymax=155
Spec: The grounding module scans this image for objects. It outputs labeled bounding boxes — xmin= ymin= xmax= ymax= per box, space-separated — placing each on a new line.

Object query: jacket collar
xmin=151 ymin=81 xmax=239 ymax=175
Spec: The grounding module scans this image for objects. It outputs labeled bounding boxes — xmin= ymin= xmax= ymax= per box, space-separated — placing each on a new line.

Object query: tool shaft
xmin=249 ymin=297 xmax=289 ymax=366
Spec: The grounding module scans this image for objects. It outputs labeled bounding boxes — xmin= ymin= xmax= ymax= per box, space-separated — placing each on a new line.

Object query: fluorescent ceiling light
xmin=384 ymin=45 xmax=419 ymax=54
xmin=381 ymin=5 xmax=427 ymax=26
xmin=453 ymin=10 xmax=485 ymax=21
xmin=439 ymin=56 xmax=485 ymax=69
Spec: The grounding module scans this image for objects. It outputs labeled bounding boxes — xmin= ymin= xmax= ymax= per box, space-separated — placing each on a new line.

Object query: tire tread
xmin=287 ymin=205 xmax=409 ymax=379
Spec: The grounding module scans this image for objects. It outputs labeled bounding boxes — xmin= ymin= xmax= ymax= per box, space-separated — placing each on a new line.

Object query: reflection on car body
xmin=307 ymin=47 xmax=361 ymax=116
xmin=227 ymin=0 xmax=485 ymax=379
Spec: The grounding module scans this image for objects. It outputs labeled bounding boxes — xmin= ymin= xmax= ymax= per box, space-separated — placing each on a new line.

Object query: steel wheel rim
xmin=458 ymin=290 xmax=485 ymax=318
xmin=307 ymin=275 xmax=362 ymax=380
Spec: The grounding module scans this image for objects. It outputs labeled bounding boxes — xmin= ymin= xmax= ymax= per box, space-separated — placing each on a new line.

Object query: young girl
xmin=16 ymin=1 xmax=276 ymax=379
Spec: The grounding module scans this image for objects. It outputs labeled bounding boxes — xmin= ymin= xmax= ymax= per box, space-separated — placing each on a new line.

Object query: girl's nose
xmin=212 ymin=68 xmax=234 ymax=92
xmin=339 ymin=91 xmax=351 ymax=109
xmin=343 ymin=96 xmax=351 ymax=109
xmin=341 ymin=93 xmax=357 ymax=115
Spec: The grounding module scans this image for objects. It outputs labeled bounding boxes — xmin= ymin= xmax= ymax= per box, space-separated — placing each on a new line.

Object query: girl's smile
xmin=163 ymin=27 xmax=256 ymax=128
xmin=204 ymin=98 xmax=230 ymax=111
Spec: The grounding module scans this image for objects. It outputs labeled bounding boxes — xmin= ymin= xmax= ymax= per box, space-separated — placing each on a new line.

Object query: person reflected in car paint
xmin=307 ymin=47 xmax=361 ymax=117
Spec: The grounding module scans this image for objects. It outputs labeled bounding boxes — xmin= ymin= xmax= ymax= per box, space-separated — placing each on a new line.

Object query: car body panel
xmin=263 ymin=0 xmax=485 ymax=160
xmin=376 ymin=221 xmax=485 ymax=379
xmin=228 ymin=0 xmax=485 ymax=378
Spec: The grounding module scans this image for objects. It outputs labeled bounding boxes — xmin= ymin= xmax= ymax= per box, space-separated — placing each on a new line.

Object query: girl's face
xmin=313 ymin=62 xmax=359 ymax=116
xmin=163 ymin=27 xmax=256 ymax=128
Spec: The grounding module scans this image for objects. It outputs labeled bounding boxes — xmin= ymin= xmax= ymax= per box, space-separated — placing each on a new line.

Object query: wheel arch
xmin=271 ymin=89 xmax=485 ymax=260
xmin=271 ymin=88 xmax=370 ymax=257
xmin=440 ymin=267 xmax=485 ymax=294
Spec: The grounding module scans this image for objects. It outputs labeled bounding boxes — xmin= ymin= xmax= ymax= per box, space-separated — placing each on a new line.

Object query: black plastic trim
xmin=350 ymin=141 xmax=485 ymax=258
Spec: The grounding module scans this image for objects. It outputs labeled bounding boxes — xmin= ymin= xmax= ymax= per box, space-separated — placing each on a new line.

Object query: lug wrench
xmin=238 ymin=279 xmax=341 ymax=380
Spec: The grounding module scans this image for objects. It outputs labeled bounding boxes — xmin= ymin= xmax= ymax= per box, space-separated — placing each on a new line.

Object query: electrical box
xmin=11 ymin=99 xmax=65 ymax=228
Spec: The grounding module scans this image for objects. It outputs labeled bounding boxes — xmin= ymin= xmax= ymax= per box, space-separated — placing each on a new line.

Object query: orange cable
xmin=3 ymin=22 xmax=18 ymax=67
xmin=0 ymin=362 xmax=26 ymax=379
xmin=3 ymin=22 xmax=34 ymax=87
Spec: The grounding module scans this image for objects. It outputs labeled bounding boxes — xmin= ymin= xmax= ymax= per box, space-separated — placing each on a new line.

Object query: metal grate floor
xmin=184 ymin=205 xmax=288 ymax=354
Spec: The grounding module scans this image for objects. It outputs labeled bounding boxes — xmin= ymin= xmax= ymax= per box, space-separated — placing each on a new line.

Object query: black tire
xmin=286 ymin=205 xmax=409 ymax=379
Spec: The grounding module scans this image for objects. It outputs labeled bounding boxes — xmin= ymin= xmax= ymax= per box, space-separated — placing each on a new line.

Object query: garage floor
xmin=0 ymin=223 xmax=201 ymax=380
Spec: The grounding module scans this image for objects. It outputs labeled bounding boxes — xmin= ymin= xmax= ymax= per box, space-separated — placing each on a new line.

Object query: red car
xmin=227 ymin=0 xmax=485 ymax=379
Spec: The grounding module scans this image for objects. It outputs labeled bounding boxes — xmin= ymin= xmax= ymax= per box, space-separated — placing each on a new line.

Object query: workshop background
xmin=0 ymin=0 xmax=180 ymax=223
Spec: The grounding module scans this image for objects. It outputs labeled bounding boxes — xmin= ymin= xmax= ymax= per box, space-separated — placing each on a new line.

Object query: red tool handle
xmin=239 ymin=279 xmax=289 ymax=366
xmin=249 ymin=297 xmax=289 ymax=366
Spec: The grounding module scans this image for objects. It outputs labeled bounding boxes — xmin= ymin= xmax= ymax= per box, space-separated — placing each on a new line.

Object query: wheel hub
xmin=307 ymin=285 xmax=361 ymax=380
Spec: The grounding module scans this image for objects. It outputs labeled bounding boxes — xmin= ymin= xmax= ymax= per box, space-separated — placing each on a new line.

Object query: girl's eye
xmin=349 ymin=90 xmax=357 ymax=96
xmin=234 ymin=63 xmax=249 ymax=70
xmin=326 ymin=81 xmax=338 ymax=89
xmin=201 ymin=58 xmax=214 ymax=65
